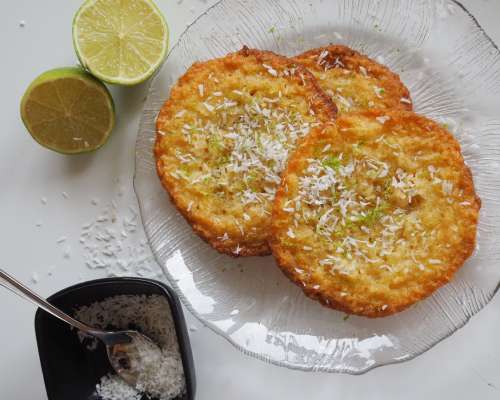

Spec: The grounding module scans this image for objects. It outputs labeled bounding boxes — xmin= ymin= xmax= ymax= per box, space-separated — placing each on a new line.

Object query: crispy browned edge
xmin=155 ymin=46 xmax=337 ymax=257
xmin=270 ymin=110 xmax=481 ymax=317
xmin=295 ymin=44 xmax=413 ymax=111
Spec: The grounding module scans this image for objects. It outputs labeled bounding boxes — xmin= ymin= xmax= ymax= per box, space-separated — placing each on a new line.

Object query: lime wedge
xmin=72 ymin=0 xmax=169 ymax=86
xmin=20 ymin=67 xmax=115 ymax=154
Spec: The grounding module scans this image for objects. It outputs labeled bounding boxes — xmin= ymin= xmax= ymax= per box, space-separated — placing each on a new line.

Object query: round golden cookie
xmin=270 ymin=110 xmax=480 ymax=317
xmin=294 ymin=45 xmax=412 ymax=114
xmin=155 ymin=47 xmax=337 ymax=257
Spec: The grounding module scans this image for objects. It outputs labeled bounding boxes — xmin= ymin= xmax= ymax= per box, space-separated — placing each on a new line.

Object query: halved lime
xmin=20 ymin=67 xmax=115 ymax=154
xmin=72 ymin=0 xmax=169 ymax=86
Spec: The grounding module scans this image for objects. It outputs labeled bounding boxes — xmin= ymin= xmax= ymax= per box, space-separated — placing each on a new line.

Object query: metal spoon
xmin=0 ymin=268 xmax=162 ymax=386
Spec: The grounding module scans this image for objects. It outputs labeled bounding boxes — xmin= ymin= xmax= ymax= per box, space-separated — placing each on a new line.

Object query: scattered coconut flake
xmin=80 ymin=202 xmax=161 ymax=279
xmin=400 ymin=97 xmax=412 ymax=104
xmin=63 ymin=246 xmax=71 ymax=259
xmin=117 ymin=186 xmax=126 ymax=197
xmin=97 ymin=214 xmax=108 ymax=223
xmin=47 ymin=266 xmax=56 ymax=276
xmin=56 ymin=236 xmax=67 ymax=244
xmin=376 ymin=116 xmax=390 ymax=124
xmin=40 ymin=197 xmax=47 ymax=205
xmin=442 ymin=181 xmax=453 ymax=195
xmin=31 ymin=272 xmax=39 ymax=284
xmin=233 ymin=244 xmax=242 ymax=255
xmin=317 ymin=50 xmax=329 ymax=65
xmin=381 ymin=304 xmax=388 ymax=311
xmin=218 ymin=232 xmax=229 ymax=242
xmin=203 ymin=102 xmax=214 ymax=112
xmin=262 ymin=63 xmax=278 ymax=77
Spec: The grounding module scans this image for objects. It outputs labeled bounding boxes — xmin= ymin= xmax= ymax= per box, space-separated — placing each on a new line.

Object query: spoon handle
xmin=0 ymin=268 xmax=104 ymax=337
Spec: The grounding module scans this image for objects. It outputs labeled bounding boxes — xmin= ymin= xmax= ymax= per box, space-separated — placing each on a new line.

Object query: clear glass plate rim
xmin=132 ymin=0 xmax=500 ymax=374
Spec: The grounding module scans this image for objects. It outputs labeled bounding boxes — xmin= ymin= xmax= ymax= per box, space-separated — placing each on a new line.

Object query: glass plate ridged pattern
xmin=134 ymin=0 xmax=500 ymax=373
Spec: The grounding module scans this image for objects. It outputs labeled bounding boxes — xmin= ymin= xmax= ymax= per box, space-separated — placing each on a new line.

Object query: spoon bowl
xmin=105 ymin=330 xmax=164 ymax=386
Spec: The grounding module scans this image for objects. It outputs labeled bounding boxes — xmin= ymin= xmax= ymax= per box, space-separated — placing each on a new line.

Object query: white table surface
xmin=1 ymin=0 xmax=500 ymax=399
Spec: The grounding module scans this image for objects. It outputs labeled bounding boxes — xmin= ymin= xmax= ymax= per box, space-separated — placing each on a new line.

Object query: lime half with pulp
xmin=20 ymin=67 xmax=115 ymax=154
xmin=72 ymin=0 xmax=169 ymax=86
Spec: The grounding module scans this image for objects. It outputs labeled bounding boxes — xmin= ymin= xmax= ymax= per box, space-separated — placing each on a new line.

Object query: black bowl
xmin=34 ymin=277 xmax=195 ymax=400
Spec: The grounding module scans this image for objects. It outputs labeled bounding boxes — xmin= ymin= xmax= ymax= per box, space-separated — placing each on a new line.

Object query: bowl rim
xmin=133 ymin=0 xmax=500 ymax=375
xmin=34 ymin=277 xmax=196 ymax=400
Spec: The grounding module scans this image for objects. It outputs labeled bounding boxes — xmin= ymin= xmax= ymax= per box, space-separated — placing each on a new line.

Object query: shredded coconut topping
xmin=262 ymin=63 xmax=278 ymax=77
xmin=283 ymin=142 xmax=462 ymax=276
xmin=173 ymin=89 xmax=317 ymax=213
xmin=376 ymin=116 xmax=390 ymax=125
xmin=316 ymin=50 xmax=345 ymax=71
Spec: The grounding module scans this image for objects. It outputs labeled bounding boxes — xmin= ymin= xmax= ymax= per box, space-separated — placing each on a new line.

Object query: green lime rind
xmin=20 ymin=67 xmax=115 ymax=155
xmin=72 ymin=0 xmax=169 ymax=86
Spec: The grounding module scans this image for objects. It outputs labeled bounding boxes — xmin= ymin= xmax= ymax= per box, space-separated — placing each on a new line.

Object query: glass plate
xmin=134 ymin=0 xmax=500 ymax=373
